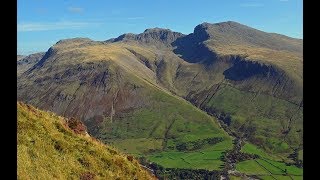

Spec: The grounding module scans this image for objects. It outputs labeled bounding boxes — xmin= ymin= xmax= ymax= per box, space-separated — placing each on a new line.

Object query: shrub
xmin=67 ymin=117 xmax=87 ymax=135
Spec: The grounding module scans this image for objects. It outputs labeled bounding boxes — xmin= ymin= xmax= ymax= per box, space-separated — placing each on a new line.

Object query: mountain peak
xmin=198 ymin=21 xmax=245 ymax=28
xmin=112 ymin=27 xmax=184 ymax=47
xmin=113 ymin=33 xmax=136 ymax=41
xmin=56 ymin=38 xmax=93 ymax=45
xmin=143 ymin=27 xmax=173 ymax=33
xmin=194 ymin=21 xmax=249 ymax=34
xmin=191 ymin=21 xmax=302 ymax=53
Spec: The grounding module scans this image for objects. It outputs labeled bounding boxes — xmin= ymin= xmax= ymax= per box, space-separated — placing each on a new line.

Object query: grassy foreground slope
xmin=17 ymin=102 xmax=155 ymax=180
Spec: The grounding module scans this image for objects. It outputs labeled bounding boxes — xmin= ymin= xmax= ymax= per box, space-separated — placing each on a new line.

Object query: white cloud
xmin=240 ymin=3 xmax=264 ymax=7
xmin=68 ymin=7 xmax=83 ymax=13
xmin=17 ymin=21 xmax=99 ymax=32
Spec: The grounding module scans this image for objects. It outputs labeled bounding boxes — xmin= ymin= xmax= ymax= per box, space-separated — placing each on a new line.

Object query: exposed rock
xmin=111 ymin=28 xmax=185 ymax=48
xmin=17 ymin=52 xmax=45 ymax=76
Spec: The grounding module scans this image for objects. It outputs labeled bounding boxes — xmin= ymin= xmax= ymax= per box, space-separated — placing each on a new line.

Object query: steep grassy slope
xmin=17 ymin=102 xmax=154 ymax=179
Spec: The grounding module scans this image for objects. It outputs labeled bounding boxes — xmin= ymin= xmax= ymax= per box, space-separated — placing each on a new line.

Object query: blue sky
xmin=18 ymin=0 xmax=303 ymax=55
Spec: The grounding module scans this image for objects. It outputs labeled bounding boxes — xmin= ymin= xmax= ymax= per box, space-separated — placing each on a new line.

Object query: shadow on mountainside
xmin=171 ymin=34 xmax=218 ymax=65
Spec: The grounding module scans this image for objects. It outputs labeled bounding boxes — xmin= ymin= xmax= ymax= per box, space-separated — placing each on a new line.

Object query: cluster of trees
xmin=201 ymin=106 xmax=232 ymax=126
xmin=222 ymin=139 xmax=259 ymax=166
xmin=149 ymin=162 xmax=221 ymax=179
xmin=238 ymin=121 xmax=257 ymax=140
xmin=175 ymin=137 xmax=224 ymax=151
xmin=156 ymin=168 xmax=221 ymax=180
xmin=222 ymin=150 xmax=259 ymax=164
xmin=138 ymin=157 xmax=221 ymax=179
xmin=287 ymin=149 xmax=303 ymax=168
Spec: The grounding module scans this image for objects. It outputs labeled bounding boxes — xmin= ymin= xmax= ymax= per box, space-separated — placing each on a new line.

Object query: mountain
xmin=107 ymin=27 xmax=185 ymax=48
xmin=17 ymin=21 xmax=303 ymax=176
xmin=169 ymin=21 xmax=303 ymax=155
xmin=17 ymin=52 xmax=45 ymax=76
xmin=17 ymin=102 xmax=154 ymax=179
xmin=17 ymin=37 xmax=233 ymax=171
xmin=17 ymin=55 xmax=25 ymax=61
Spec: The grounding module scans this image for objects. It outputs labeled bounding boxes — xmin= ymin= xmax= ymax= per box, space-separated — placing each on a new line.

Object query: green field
xmin=202 ymin=85 xmax=303 ymax=155
xmin=236 ymin=160 xmax=269 ymax=175
xmin=236 ymin=142 xmax=303 ymax=178
xmin=201 ymin=139 xmax=234 ymax=151
xmin=259 ymin=175 xmax=302 ymax=180
xmin=261 ymin=159 xmax=303 ymax=176
xmin=241 ymin=143 xmax=280 ymax=161
xmin=107 ymin=138 xmax=163 ymax=155
xmin=229 ymin=175 xmax=242 ymax=180
xmin=147 ymin=150 xmax=225 ymax=170
xmin=256 ymin=159 xmax=284 ymax=174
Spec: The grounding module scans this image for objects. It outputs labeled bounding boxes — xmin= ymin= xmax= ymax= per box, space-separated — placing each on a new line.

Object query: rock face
xmin=17 ymin=55 xmax=25 ymax=61
xmin=17 ymin=21 xmax=303 ymax=157
xmin=110 ymin=28 xmax=185 ymax=48
xmin=17 ymin=52 xmax=45 ymax=76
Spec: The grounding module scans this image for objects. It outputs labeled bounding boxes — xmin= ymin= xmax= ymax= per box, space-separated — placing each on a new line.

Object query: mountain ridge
xmin=17 ymin=21 xmax=303 ymax=176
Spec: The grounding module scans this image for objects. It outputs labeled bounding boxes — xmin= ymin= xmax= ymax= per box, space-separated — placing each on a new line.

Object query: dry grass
xmin=17 ymin=102 xmax=155 ymax=180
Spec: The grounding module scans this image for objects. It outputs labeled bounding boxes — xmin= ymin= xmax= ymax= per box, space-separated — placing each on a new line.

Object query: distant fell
xmin=17 ymin=52 xmax=45 ymax=76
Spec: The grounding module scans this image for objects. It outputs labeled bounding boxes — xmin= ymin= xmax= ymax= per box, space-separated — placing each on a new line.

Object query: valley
xmin=17 ymin=21 xmax=303 ymax=179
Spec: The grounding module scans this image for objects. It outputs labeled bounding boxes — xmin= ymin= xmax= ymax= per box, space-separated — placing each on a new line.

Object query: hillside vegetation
xmin=17 ymin=102 xmax=155 ymax=180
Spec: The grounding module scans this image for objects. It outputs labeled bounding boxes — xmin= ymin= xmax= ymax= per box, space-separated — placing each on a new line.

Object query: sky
xmin=17 ymin=0 xmax=303 ymax=55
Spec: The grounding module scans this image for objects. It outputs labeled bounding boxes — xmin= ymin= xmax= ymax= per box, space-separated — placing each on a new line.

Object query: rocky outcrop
xmin=17 ymin=55 xmax=25 ymax=61
xmin=111 ymin=28 xmax=185 ymax=48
